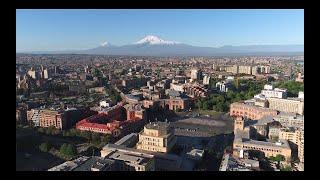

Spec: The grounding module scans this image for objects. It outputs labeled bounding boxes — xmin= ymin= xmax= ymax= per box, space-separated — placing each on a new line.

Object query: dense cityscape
xmin=16 ymin=54 xmax=304 ymax=171
xmin=16 ymin=9 xmax=304 ymax=172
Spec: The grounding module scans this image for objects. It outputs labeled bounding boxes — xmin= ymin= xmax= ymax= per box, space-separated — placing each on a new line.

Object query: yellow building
xmin=278 ymin=128 xmax=300 ymax=145
xmin=225 ymin=65 xmax=238 ymax=74
xmin=137 ymin=122 xmax=176 ymax=153
xmin=238 ymin=65 xmax=252 ymax=75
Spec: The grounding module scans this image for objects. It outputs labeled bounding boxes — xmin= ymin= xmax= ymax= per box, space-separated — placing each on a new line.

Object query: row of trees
xmin=38 ymin=126 xmax=60 ymax=136
xmin=39 ymin=141 xmax=77 ymax=159
xmin=62 ymin=128 xmax=111 ymax=146
xmin=275 ymin=80 xmax=304 ymax=97
xmin=37 ymin=126 xmax=111 ymax=148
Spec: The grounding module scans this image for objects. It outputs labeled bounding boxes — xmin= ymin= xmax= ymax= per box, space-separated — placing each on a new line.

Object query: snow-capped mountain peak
xmin=135 ymin=35 xmax=179 ymax=45
xmin=101 ymin=41 xmax=110 ymax=47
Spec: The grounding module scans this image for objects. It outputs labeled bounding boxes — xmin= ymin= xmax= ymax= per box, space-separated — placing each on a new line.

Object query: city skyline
xmin=16 ymin=9 xmax=304 ymax=52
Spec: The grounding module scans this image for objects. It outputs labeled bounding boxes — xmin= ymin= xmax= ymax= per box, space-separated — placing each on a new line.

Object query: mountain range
xmin=22 ymin=35 xmax=304 ymax=56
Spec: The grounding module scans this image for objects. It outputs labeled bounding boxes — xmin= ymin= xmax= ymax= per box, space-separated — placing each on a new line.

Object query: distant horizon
xmin=16 ymin=41 xmax=305 ymax=53
xmin=16 ymin=9 xmax=304 ymax=52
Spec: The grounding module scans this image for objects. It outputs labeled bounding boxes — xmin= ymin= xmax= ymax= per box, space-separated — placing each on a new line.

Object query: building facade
xmin=230 ymin=102 xmax=278 ymax=120
xmin=233 ymin=139 xmax=292 ymax=161
xmin=273 ymin=112 xmax=304 ymax=129
xmin=261 ymin=88 xmax=287 ymax=99
xmin=100 ymin=144 xmax=155 ymax=171
xmin=238 ymin=65 xmax=252 ymax=75
xmin=27 ymin=109 xmax=41 ymax=126
xmin=137 ymin=122 xmax=176 ymax=153
xmin=39 ymin=110 xmax=66 ymax=130
xmin=267 ymin=97 xmax=304 ymax=115
xmin=160 ymin=98 xmax=190 ymax=111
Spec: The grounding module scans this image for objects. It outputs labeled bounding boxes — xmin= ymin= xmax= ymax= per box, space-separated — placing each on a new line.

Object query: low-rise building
xmin=160 ymin=98 xmax=190 ymax=111
xmin=273 ymin=112 xmax=304 ymax=129
xmin=261 ymin=84 xmax=287 ymax=99
xmin=233 ymin=116 xmax=292 ymax=162
xmin=48 ymin=156 xmax=115 ymax=171
xmin=233 ymin=139 xmax=292 ymax=161
xmin=126 ymin=103 xmax=145 ymax=121
xmin=88 ymin=86 xmax=106 ymax=94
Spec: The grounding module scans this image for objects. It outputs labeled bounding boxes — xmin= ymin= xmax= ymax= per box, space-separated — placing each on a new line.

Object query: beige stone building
xmin=137 ymin=122 xmax=176 ymax=153
xmin=267 ymin=97 xmax=304 ymax=115
xmin=233 ymin=139 xmax=292 ymax=161
xmin=233 ymin=116 xmax=292 ymax=161
xmin=101 ymin=146 xmax=155 ymax=171
xmin=273 ymin=112 xmax=304 ymax=129
xmin=278 ymin=128 xmax=300 ymax=145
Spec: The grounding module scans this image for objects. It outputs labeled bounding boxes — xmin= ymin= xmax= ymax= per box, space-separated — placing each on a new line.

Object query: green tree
xmin=65 ymin=144 xmax=77 ymax=157
xmin=101 ymin=134 xmax=110 ymax=144
xmin=226 ymin=90 xmax=235 ymax=100
xmin=270 ymin=154 xmax=285 ymax=162
xmin=60 ymin=143 xmax=68 ymax=155
xmin=91 ymin=132 xmax=101 ymax=144
xmin=276 ymin=81 xmax=304 ymax=97
xmin=39 ymin=142 xmax=51 ymax=152
xmin=195 ymin=100 xmax=202 ymax=110
xmin=202 ymin=101 xmax=210 ymax=110
xmin=281 ymin=165 xmax=292 ymax=171
xmin=81 ymin=131 xmax=91 ymax=140
xmin=60 ymin=143 xmax=77 ymax=157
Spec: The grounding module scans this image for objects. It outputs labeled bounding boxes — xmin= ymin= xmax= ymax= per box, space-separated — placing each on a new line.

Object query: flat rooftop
xmin=145 ymin=122 xmax=170 ymax=131
xmin=73 ymin=156 xmax=115 ymax=171
xmin=242 ymin=139 xmax=290 ymax=149
xmin=106 ymin=150 xmax=153 ymax=166
xmin=48 ymin=156 xmax=90 ymax=171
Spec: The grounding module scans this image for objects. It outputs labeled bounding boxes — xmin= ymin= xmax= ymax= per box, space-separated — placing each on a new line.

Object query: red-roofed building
xmin=76 ymin=104 xmax=145 ymax=137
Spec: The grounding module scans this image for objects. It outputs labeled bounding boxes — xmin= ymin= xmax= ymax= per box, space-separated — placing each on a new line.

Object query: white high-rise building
xmin=27 ymin=69 xmax=36 ymax=79
xmin=43 ymin=68 xmax=49 ymax=79
xmin=203 ymin=75 xmax=210 ymax=85
xmin=191 ymin=69 xmax=200 ymax=80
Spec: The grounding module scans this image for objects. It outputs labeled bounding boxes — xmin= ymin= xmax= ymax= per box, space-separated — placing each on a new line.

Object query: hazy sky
xmin=16 ymin=9 xmax=304 ymax=52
